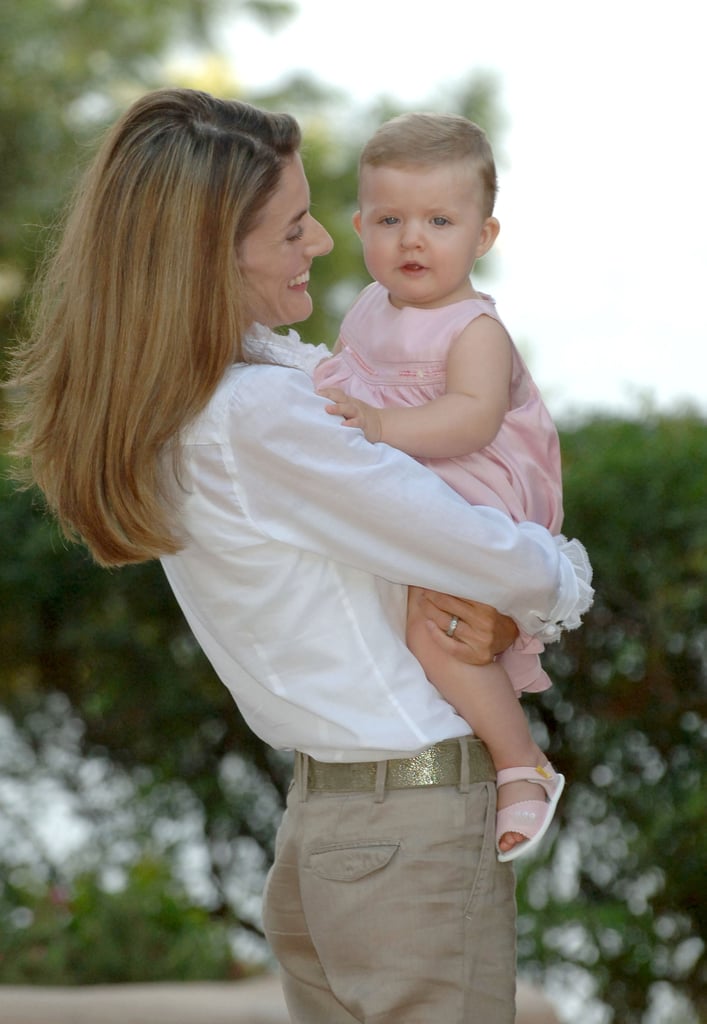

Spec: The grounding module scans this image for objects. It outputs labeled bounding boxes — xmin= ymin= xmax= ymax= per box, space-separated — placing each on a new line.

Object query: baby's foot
xmin=497 ymin=776 xmax=546 ymax=855
xmin=495 ymin=763 xmax=565 ymax=863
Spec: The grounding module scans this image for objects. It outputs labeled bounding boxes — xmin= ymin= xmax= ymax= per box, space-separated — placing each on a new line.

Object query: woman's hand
xmin=411 ymin=588 xmax=519 ymax=665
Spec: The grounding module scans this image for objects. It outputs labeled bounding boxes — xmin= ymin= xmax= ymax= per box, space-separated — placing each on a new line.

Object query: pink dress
xmin=314 ymin=282 xmax=564 ymax=694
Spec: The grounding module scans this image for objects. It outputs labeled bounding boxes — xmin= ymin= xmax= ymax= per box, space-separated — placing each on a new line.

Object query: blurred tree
xmin=0 ymin=451 xmax=289 ymax=945
xmin=4 ymin=4 xmax=704 ymax=1020
xmin=516 ymin=411 xmax=707 ymax=1023
xmin=2 ymin=407 xmax=706 ymax=1017
xmin=0 ymin=0 xmax=295 ymax=373
xmin=0 ymin=857 xmax=239 ymax=983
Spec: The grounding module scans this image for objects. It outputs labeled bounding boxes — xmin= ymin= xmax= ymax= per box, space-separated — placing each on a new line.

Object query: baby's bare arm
xmin=321 ymin=316 xmax=512 ymax=457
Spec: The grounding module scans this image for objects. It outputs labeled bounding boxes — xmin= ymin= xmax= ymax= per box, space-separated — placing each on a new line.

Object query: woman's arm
xmin=228 ymin=364 xmax=593 ymax=640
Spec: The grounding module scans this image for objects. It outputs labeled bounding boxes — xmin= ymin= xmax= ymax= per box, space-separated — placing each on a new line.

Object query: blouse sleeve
xmin=224 ymin=364 xmax=593 ymax=639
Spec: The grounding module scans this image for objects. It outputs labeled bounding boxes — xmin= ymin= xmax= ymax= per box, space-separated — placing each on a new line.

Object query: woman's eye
xmin=287 ymin=225 xmax=304 ymax=242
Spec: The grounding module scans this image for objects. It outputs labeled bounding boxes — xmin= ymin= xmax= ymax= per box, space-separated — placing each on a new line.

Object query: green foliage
xmin=515 ymin=412 xmax=707 ymax=1023
xmin=0 ymin=0 xmax=293 ymax=377
xmin=1 ymin=3 xmax=704 ymax=1019
xmin=0 ymin=454 xmax=290 ymax=966
xmin=3 ymin=412 xmax=706 ymax=1017
xmin=1 ymin=0 xmax=193 ymax=262
xmin=0 ymin=858 xmax=237 ymax=984
xmin=0 ymin=452 xmax=291 ymax=945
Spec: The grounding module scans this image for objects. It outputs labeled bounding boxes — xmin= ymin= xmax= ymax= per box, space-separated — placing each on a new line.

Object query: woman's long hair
xmin=5 ymin=88 xmax=301 ymax=566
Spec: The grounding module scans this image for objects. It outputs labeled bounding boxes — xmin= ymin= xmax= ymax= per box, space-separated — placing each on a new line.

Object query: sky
xmin=219 ymin=0 xmax=706 ymax=421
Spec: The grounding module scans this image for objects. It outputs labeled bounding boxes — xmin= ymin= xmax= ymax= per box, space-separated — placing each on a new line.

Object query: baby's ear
xmin=478 ymin=216 xmax=500 ymax=258
xmin=352 ymin=210 xmax=362 ymax=236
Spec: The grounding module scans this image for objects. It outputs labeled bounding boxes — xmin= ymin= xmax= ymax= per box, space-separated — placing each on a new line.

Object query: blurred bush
xmin=0 ymin=857 xmax=239 ymax=984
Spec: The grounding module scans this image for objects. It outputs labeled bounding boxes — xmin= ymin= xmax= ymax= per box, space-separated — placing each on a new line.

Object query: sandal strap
xmin=496 ymin=763 xmax=559 ymax=799
xmin=496 ymin=799 xmax=548 ymax=842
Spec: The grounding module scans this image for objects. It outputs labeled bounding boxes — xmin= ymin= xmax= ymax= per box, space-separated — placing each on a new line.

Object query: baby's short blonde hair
xmin=360 ymin=112 xmax=498 ymax=217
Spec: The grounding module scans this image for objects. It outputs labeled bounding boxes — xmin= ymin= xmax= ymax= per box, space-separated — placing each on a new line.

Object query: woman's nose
xmin=308 ymin=216 xmax=334 ymax=256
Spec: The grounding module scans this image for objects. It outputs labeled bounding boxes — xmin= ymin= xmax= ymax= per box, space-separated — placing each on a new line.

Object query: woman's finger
xmin=417 ymin=590 xmax=496 ymax=646
xmin=422 ymin=619 xmax=495 ymax=665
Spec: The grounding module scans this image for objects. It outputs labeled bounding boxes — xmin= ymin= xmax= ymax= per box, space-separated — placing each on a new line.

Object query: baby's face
xmin=354 ymin=160 xmax=499 ymax=310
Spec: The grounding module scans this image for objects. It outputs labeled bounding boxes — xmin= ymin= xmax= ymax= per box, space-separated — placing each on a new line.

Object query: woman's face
xmin=239 ymin=154 xmax=333 ymax=328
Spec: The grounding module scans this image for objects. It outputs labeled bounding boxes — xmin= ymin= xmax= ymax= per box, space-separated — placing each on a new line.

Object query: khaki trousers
xmin=262 ymin=745 xmax=517 ymax=1023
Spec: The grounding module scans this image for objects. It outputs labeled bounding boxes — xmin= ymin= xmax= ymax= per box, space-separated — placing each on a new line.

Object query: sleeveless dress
xmin=314 ymin=282 xmax=564 ymax=694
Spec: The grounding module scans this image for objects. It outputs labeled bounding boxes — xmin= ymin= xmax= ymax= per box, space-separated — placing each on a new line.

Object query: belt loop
xmin=296 ymin=751 xmax=310 ymax=802
xmin=458 ymin=738 xmax=471 ymax=793
xmin=374 ymin=759 xmax=388 ymax=802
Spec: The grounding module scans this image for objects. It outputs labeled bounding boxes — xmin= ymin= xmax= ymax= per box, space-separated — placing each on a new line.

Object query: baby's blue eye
xmin=432 ymin=216 xmax=449 ymax=226
xmin=381 ymin=216 xmax=399 ymax=225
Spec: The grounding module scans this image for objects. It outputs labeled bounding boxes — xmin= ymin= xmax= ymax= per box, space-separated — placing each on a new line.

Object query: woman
xmin=6 ymin=89 xmax=592 ymax=1024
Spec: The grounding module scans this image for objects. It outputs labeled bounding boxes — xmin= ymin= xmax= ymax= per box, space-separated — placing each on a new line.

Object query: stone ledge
xmin=0 ymin=975 xmax=560 ymax=1023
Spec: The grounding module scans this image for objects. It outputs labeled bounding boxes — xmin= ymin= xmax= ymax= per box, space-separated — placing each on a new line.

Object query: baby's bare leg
xmin=407 ymin=609 xmax=539 ymax=769
xmin=407 ymin=600 xmax=547 ymax=856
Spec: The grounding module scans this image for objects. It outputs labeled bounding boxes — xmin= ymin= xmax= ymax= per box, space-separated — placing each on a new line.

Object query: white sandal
xmin=496 ymin=763 xmax=565 ymax=863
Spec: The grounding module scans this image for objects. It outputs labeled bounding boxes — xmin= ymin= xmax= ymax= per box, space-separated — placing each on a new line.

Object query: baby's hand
xmin=318 ymin=387 xmax=383 ymax=444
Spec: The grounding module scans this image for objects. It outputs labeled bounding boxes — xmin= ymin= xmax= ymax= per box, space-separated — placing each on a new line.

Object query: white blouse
xmin=161 ymin=326 xmax=592 ymax=761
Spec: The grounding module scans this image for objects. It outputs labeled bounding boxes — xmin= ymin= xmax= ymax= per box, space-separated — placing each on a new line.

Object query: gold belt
xmin=299 ymin=738 xmax=495 ymax=793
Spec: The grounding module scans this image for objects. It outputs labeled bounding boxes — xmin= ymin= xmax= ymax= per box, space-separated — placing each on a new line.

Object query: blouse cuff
xmin=534 ymin=535 xmax=594 ymax=643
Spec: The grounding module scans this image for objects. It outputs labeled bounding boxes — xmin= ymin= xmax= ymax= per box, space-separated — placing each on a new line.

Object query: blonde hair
xmin=360 ymin=112 xmax=498 ymax=217
xmin=5 ymin=88 xmax=301 ymax=566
